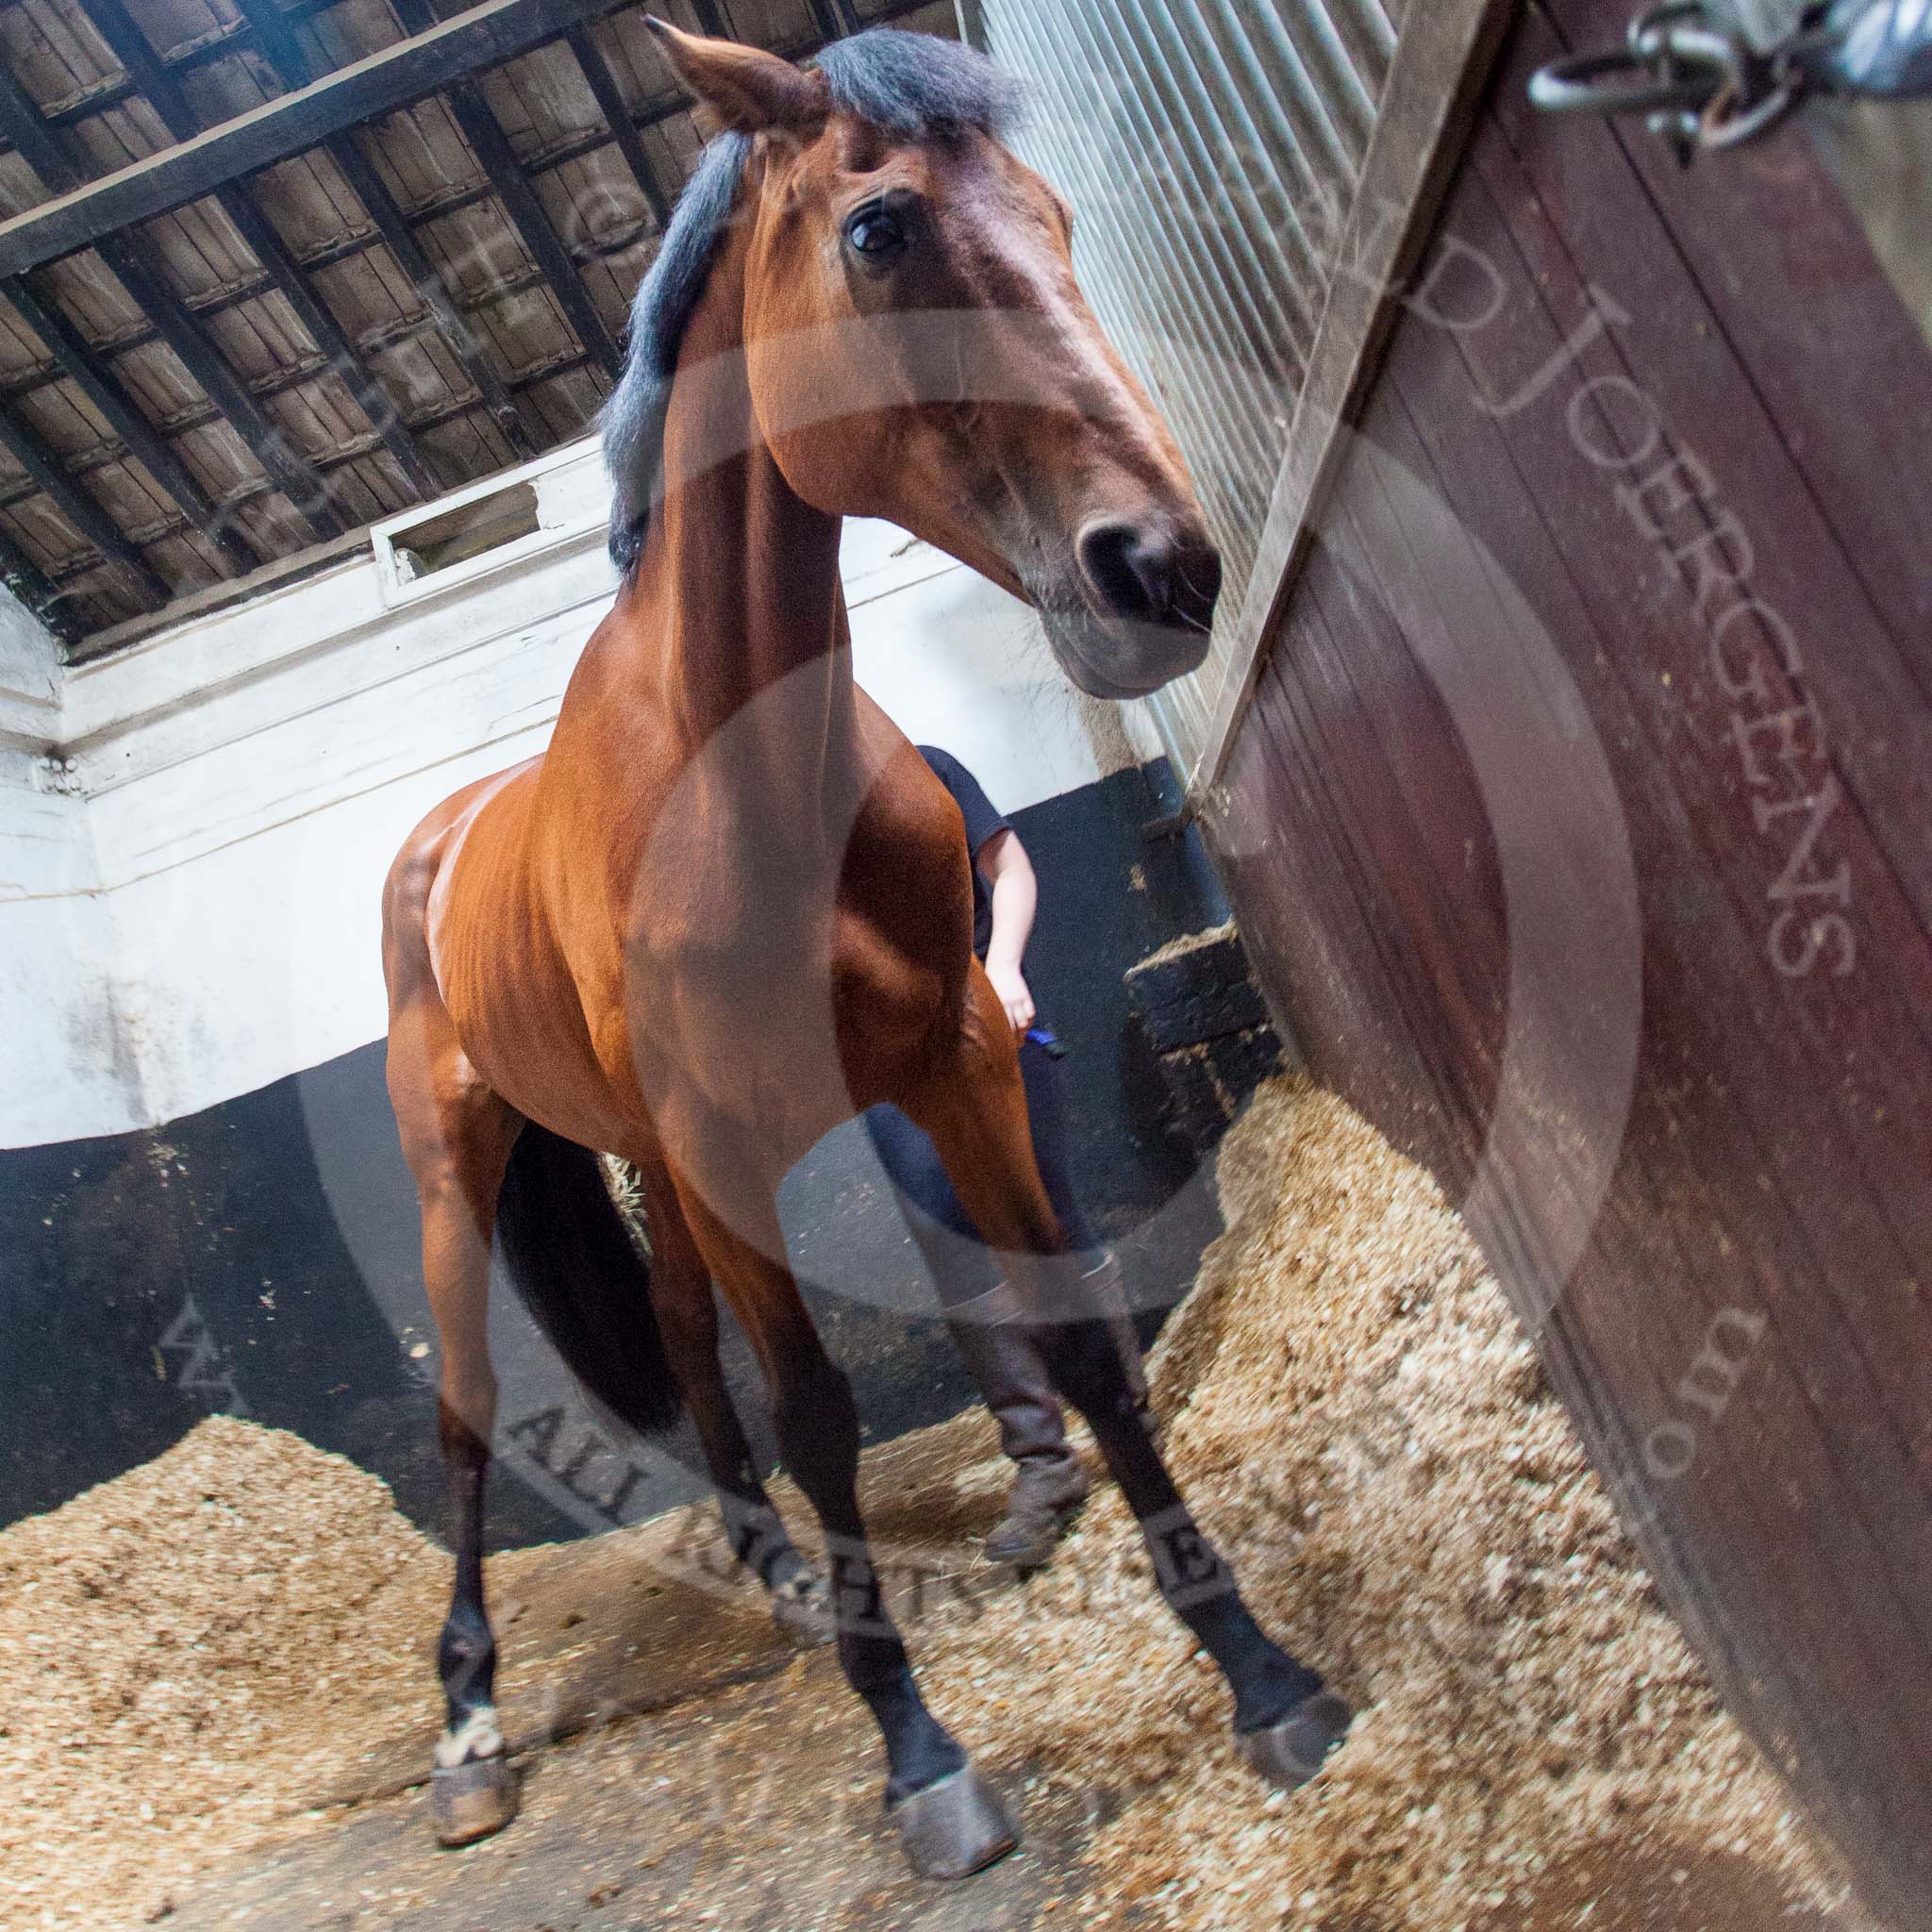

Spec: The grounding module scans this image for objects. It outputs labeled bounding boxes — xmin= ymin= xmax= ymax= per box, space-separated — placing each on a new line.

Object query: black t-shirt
xmin=919 ymin=744 xmax=1009 ymax=960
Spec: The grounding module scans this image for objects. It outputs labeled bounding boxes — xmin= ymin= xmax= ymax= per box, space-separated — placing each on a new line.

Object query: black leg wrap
xmin=1167 ymin=1585 xmax=1324 ymax=1734
xmin=868 ymin=1665 xmax=970 ymax=1804
xmin=772 ymin=1363 xmax=968 ymax=1801
xmin=428 ymin=1393 xmax=516 ymax=1843
xmin=437 ymin=1604 xmax=498 ymax=1727
xmin=1039 ymin=1316 xmax=1344 ymax=1750
xmin=717 ymin=1488 xmax=810 ymax=1591
xmin=1038 ymin=1317 xmax=1148 ymax=1431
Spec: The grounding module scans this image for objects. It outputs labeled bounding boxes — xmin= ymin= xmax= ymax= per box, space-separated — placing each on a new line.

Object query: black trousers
xmin=863 ymin=1032 xmax=1101 ymax=1311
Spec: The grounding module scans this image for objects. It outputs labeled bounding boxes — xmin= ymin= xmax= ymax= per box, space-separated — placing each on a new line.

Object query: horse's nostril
xmin=1076 ymin=519 xmax=1172 ymax=625
xmin=1075 ymin=521 xmax=1222 ymax=633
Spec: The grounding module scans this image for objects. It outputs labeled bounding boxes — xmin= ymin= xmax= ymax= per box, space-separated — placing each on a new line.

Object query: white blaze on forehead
xmin=436 ymin=1705 xmax=505 ymax=1768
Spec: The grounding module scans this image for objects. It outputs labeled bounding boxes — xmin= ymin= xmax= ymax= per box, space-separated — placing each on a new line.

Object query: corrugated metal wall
xmin=961 ymin=0 xmax=1398 ymax=774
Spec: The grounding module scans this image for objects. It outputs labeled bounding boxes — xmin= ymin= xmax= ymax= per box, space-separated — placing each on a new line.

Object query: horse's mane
xmin=599 ymin=29 xmax=1025 ymax=573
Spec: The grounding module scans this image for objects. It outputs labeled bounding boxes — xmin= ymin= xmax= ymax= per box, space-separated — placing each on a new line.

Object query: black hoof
xmin=431 ymin=1754 xmax=520 ymax=1848
xmin=1236 ymin=1690 xmax=1353 ymax=1791
xmin=770 ymin=1568 xmax=836 ymax=1649
xmin=890 ymin=1763 xmax=1019 ymax=1880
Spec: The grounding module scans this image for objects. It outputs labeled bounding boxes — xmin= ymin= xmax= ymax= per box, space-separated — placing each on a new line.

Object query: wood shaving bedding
xmin=0 ymin=1421 xmax=448 ymax=1929
xmin=917 ymin=1074 xmax=1862 ymax=1929
xmin=0 ymin=1074 xmax=1866 ymax=1930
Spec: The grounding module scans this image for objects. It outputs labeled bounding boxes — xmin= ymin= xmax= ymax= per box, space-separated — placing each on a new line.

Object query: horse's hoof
xmin=1236 ymin=1690 xmax=1353 ymax=1791
xmin=770 ymin=1568 xmax=835 ymax=1649
xmin=890 ymin=1763 xmax=1019 ymax=1880
xmin=431 ymin=1753 xmax=519 ymax=1848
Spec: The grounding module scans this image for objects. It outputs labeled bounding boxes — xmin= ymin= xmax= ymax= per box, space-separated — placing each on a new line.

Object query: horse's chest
xmin=617 ymin=830 xmax=961 ymax=1131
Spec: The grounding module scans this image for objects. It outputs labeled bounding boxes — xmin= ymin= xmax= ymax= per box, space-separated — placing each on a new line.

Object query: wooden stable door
xmin=1210 ymin=3 xmax=1932 ymax=1924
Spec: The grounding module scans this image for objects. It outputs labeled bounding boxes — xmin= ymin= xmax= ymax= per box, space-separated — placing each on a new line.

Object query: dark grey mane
xmin=599 ymin=29 xmax=1025 ymax=572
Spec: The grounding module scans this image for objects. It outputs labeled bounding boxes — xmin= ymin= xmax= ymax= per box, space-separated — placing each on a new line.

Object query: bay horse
xmin=382 ymin=20 xmax=1350 ymax=1878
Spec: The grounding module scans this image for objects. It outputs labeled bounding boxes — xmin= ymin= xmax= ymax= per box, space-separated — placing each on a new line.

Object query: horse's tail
xmin=493 ymin=1123 xmax=685 ymax=1438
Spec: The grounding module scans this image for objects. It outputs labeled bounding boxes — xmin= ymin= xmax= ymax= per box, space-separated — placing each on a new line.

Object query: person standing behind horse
xmin=866 ymin=746 xmax=1147 ymax=1570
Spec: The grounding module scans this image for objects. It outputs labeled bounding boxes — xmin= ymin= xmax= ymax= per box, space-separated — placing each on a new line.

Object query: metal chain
xmin=1528 ymin=0 xmax=1932 ymax=162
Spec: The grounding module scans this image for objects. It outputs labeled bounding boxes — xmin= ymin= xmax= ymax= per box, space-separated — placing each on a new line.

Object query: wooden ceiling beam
xmin=327 ymin=128 xmax=541 ymax=456
xmin=0 ymin=519 xmax=69 ymax=633
xmin=0 ymin=248 xmax=591 ymax=415
xmin=441 ymin=77 xmax=623 ymax=378
xmin=0 ymin=274 xmax=261 ymax=574
xmin=0 ymin=33 xmax=342 ymax=549
xmin=28 ymin=336 xmax=597 ymax=534
xmin=93 ymin=233 xmax=346 ymax=540
xmin=0 ymin=0 xmax=910 ymax=634
xmin=0 ymin=406 xmax=171 ymax=609
xmin=0 ymin=0 xmax=643 ymax=278
xmin=227 ymin=0 xmax=540 ymax=461
xmin=382 ymin=0 xmax=619 ymax=381
xmin=223 ymin=0 xmax=316 ymax=87
xmin=81 ymin=0 xmax=443 ymax=502
xmin=806 ymin=0 xmax=866 ymax=40
xmin=0 ymin=0 xmax=935 ymax=384
xmin=0 ymin=60 xmax=85 ymax=194
xmin=0 ymin=57 xmax=270 ymax=577
xmin=564 ymin=24 xmax=670 ymax=230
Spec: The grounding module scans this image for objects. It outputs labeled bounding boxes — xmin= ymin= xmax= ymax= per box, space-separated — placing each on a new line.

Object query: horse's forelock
xmin=815 ymin=29 xmax=1025 ymax=142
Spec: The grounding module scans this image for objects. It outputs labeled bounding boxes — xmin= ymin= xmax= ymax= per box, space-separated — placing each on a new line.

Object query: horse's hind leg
xmin=634 ymin=1162 xmax=832 ymax=1643
xmin=671 ymin=1158 xmax=1017 ymax=1880
xmin=385 ymin=991 xmax=523 ymax=1846
xmin=912 ymin=967 xmax=1352 ymax=1792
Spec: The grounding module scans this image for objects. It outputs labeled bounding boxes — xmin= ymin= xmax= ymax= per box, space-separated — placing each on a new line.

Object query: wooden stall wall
xmin=1206 ymin=3 xmax=1932 ymax=1924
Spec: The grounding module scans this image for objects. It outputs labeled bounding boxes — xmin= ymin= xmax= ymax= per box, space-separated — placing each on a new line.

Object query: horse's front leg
xmin=668 ymin=1147 xmax=1018 ymax=1880
xmin=632 ymin=1159 xmax=832 ymax=1644
xmin=908 ymin=964 xmax=1353 ymax=1790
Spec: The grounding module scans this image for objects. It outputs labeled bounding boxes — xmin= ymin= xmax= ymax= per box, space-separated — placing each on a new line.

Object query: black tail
xmin=493 ymin=1123 xmax=685 ymax=1438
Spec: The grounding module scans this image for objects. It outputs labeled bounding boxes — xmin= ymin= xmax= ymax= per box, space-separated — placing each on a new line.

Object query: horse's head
xmin=646 ymin=22 xmax=1219 ymax=700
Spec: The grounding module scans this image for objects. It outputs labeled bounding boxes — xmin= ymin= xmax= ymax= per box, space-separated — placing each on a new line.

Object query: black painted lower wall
xmin=2 ymin=760 xmax=1230 ymax=1545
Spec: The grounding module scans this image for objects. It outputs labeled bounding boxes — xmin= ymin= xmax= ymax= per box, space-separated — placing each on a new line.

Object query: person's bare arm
xmin=979 ymin=826 xmax=1038 ymax=1032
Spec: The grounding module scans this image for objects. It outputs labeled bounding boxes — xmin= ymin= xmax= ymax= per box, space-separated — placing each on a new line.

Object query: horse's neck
xmin=618 ymin=240 xmax=859 ymax=823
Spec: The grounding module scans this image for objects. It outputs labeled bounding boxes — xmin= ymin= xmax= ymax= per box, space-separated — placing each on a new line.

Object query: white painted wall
xmin=0 ymin=441 xmax=1154 ymax=1148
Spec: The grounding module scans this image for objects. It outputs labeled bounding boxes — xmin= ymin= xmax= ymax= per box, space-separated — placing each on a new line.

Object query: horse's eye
xmin=845 ymin=206 xmax=908 ymax=262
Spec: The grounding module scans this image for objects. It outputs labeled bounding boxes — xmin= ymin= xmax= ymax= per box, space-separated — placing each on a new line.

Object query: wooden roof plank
xmin=213 ymin=184 xmax=444 ymax=494
xmin=563 ymin=24 xmax=667 ymax=229
xmin=0 ymin=0 xmax=642 ymax=277
xmin=383 ymin=0 xmax=618 ymax=379
xmin=0 ymin=402 xmax=170 ymax=607
xmin=0 ymin=47 xmax=345 ymax=550
xmin=441 ymin=75 xmax=621 ymax=377
xmin=0 ymin=509 xmax=73 ymax=634
xmin=94 ymin=230 xmax=346 ymax=538
xmin=0 ymin=0 xmax=936 ymax=411
xmin=80 ymin=0 xmax=444 ymax=499
xmin=329 ymin=126 xmax=540 ymax=454
xmin=225 ymin=0 xmax=540 ymax=461
xmin=1 ymin=270 xmax=261 ymax=572
xmin=0 ymin=42 xmax=269 ymax=572
xmin=0 ymin=52 xmax=87 ymax=194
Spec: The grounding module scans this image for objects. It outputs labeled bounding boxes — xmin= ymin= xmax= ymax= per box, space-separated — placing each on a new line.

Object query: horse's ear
xmin=645 ymin=18 xmax=830 ymax=135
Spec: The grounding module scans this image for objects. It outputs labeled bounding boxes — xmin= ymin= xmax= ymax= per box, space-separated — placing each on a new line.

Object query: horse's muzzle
xmin=1050 ymin=616 xmax=1214 ymax=700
